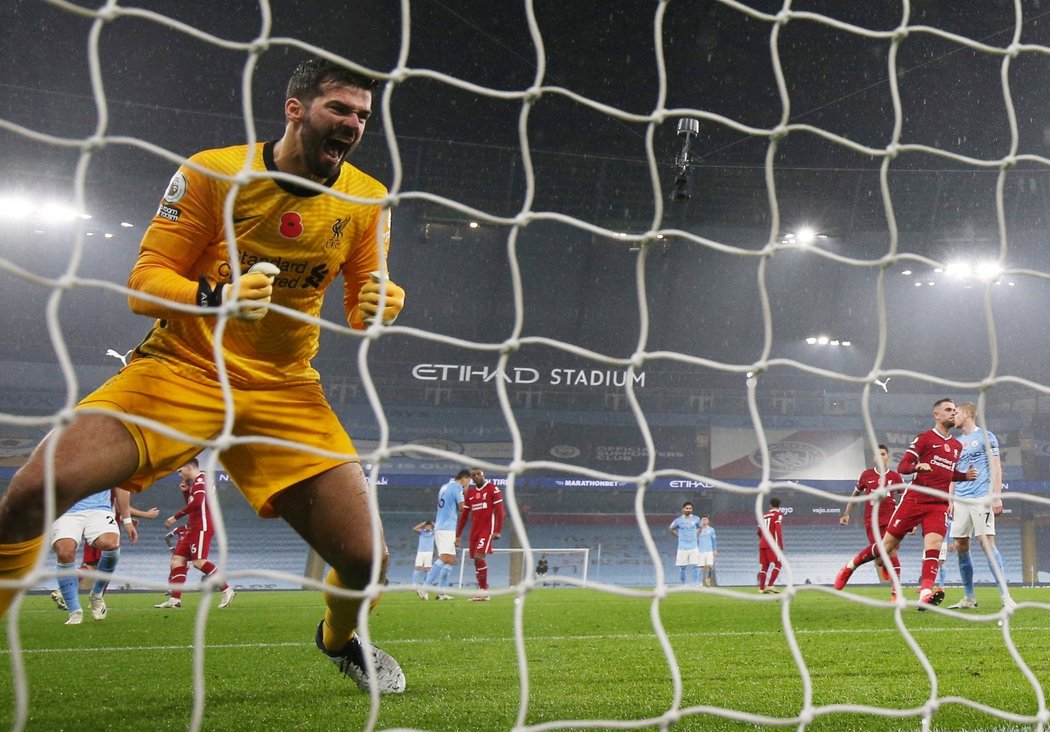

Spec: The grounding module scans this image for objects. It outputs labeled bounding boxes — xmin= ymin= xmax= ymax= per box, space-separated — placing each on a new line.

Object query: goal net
xmin=3 ymin=1 xmax=1050 ymax=731
xmin=456 ymin=547 xmax=590 ymax=589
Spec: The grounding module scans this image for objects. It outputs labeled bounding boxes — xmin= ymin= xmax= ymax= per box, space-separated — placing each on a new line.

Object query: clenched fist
xmin=351 ymin=270 xmax=405 ymax=327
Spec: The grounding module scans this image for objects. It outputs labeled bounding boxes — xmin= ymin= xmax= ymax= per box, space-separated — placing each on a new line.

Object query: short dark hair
xmin=185 ymin=457 xmax=199 ymax=469
xmin=682 ymin=501 xmax=693 ymax=509
xmin=933 ymin=397 xmax=954 ymax=410
xmin=877 ymin=443 xmax=888 ymax=452
xmin=455 ymin=469 xmax=471 ymax=480
xmin=287 ymin=58 xmax=380 ymax=104
xmin=769 ymin=497 xmax=781 ymax=508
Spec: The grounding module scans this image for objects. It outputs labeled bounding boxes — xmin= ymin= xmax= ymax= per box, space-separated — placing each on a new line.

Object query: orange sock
xmin=321 ymin=567 xmax=384 ymax=651
xmin=0 ymin=536 xmax=45 ymax=618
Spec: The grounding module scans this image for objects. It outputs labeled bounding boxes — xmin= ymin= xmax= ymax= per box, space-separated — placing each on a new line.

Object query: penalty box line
xmin=0 ymin=624 xmax=1029 ymax=656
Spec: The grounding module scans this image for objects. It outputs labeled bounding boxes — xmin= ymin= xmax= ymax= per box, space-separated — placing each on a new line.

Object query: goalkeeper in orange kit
xmin=0 ymin=57 xmax=406 ymax=693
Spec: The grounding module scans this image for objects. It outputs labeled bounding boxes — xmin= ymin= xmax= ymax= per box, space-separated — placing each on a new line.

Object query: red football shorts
xmin=174 ymin=529 xmax=214 ymax=561
xmin=884 ymin=497 xmax=949 ymax=540
xmin=82 ymin=543 xmax=102 ymax=566
xmin=758 ymin=547 xmax=780 ymax=566
xmin=470 ymin=532 xmax=494 ymax=556
xmin=865 ymin=519 xmax=892 ymax=546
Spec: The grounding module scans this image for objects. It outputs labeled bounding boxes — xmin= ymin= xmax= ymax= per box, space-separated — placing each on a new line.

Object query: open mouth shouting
xmin=322 ymin=135 xmax=354 ymax=168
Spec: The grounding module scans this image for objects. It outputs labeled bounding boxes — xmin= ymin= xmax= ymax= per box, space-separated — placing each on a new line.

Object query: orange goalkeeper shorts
xmin=77 ymin=357 xmax=357 ymax=518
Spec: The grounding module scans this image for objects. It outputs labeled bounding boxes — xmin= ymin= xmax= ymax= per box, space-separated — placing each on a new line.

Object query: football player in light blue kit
xmin=697 ymin=516 xmax=718 ymax=586
xmin=420 ymin=470 xmax=469 ymax=600
xmin=49 ymin=487 xmax=137 ymax=624
xmin=947 ymin=402 xmax=1010 ymax=610
xmin=411 ymin=520 xmax=435 ymax=592
xmin=669 ymin=501 xmax=702 ymax=585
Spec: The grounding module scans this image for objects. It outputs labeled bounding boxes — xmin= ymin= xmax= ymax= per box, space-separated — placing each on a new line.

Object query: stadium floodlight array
xmin=4 ymin=2 xmax=1050 ymax=731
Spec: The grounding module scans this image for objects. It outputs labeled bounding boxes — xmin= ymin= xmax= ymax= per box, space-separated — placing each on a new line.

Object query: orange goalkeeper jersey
xmin=128 ymin=141 xmax=391 ymax=387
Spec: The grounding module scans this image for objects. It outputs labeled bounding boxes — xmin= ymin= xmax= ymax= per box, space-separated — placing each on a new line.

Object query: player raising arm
xmin=411 ymin=520 xmax=435 ymax=600
xmin=0 ymin=57 xmax=406 ymax=693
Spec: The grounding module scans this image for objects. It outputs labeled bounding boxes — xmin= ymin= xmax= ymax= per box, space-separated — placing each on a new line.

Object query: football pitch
xmin=2 ymin=586 xmax=1049 ymax=731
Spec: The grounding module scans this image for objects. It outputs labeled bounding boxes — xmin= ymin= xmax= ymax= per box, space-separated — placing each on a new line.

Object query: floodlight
xmin=0 ymin=196 xmax=32 ymax=220
xmin=796 ymin=228 xmax=817 ymax=246
xmin=37 ymin=202 xmax=81 ymax=222
xmin=974 ymin=261 xmax=1002 ymax=281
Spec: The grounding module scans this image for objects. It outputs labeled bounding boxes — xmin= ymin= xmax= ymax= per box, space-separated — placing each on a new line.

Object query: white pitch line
xmin=1 ymin=624 xmax=1039 ymax=656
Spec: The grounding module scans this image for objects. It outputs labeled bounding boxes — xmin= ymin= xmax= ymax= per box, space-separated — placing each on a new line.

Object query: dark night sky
xmin=4 ymin=0 xmax=1050 ymax=394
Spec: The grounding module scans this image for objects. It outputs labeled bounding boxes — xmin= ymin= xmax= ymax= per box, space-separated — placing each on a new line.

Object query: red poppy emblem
xmin=279 ymin=211 xmax=304 ymax=239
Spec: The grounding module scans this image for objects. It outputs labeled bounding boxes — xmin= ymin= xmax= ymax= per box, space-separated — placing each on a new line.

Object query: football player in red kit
xmin=835 ymin=399 xmax=976 ymax=607
xmin=455 ymin=468 xmax=504 ymax=601
xmin=839 ymin=444 xmax=905 ymax=587
xmin=154 ymin=458 xmax=235 ymax=609
xmin=757 ymin=497 xmax=784 ymax=593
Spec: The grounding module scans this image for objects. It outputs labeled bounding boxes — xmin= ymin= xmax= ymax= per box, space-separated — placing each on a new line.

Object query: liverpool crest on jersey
xmin=325 ymin=215 xmax=351 ymax=250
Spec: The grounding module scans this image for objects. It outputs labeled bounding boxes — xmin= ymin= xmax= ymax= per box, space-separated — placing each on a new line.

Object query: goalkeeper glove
xmin=197 ymin=261 xmax=281 ymax=321
xmin=352 ymin=270 xmax=405 ymax=326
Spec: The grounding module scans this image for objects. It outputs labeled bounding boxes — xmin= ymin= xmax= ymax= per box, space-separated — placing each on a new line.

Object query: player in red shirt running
xmin=834 ymin=399 xmax=976 ymax=607
xmin=839 ymin=444 xmax=905 ymax=588
xmin=455 ymin=468 xmax=504 ymax=601
xmin=757 ymin=497 xmax=784 ymax=593
xmin=154 ymin=458 xmax=235 ymax=609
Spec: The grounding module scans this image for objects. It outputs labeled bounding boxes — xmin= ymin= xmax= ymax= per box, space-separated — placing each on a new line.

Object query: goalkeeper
xmin=0 ymin=58 xmax=406 ymax=694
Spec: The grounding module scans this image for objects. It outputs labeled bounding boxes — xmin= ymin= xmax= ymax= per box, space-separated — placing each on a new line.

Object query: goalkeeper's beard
xmin=299 ymin=118 xmax=359 ymax=179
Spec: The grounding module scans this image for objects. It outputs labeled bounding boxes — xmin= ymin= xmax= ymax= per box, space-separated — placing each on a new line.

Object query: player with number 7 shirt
xmin=834 ymin=398 xmax=977 ymax=608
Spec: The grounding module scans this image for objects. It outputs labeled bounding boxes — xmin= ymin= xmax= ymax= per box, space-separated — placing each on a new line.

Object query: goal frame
xmin=457 ymin=547 xmax=590 ymax=588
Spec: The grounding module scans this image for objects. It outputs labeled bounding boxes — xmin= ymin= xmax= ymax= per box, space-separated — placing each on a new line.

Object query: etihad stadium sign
xmin=411 ymin=363 xmax=646 ymax=387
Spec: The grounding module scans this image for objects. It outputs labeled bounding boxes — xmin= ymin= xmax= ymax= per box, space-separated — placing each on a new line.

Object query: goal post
xmin=457 ymin=547 xmax=590 ymax=589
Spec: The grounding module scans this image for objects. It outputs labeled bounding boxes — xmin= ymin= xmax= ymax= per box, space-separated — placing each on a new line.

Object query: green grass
xmin=2 ymin=586 xmax=1049 ymax=731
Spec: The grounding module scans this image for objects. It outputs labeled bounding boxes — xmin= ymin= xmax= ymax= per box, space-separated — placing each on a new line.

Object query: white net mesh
xmin=5 ymin=1 xmax=1050 ymax=730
